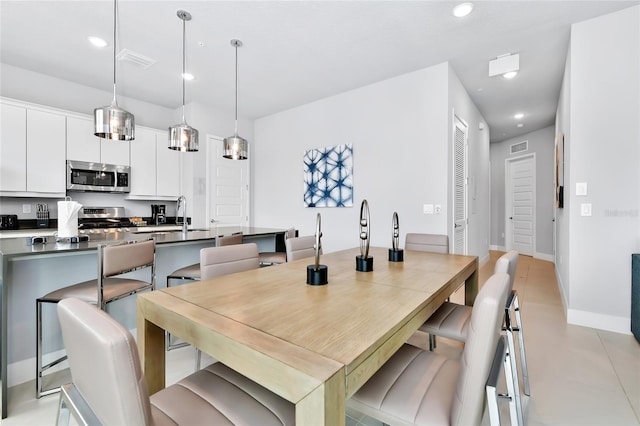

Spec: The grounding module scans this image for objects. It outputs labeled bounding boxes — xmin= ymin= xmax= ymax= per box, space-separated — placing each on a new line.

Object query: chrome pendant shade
xmin=168 ymin=10 xmax=199 ymax=152
xmin=94 ymin=0 xmax=135 ymax=141
xmin=223 ymin=39 xmax=248 ymax=160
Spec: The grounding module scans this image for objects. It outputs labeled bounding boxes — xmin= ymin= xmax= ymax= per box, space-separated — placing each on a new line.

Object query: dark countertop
xmin=0 ymin=226 xmax=286 ymax=257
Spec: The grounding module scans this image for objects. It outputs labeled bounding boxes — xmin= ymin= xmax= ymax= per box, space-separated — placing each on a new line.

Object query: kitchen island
xmin=0 ymin=226 xmax=286 ymax=418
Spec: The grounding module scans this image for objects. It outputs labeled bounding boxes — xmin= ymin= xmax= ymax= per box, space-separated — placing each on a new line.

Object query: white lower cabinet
xmin=128 ymin=127 xmax=180 ymax=200
xmin=0 ymin=100 xmax=66 ymax=197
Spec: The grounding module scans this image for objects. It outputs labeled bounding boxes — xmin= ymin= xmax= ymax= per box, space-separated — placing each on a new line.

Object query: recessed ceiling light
xmin=503 ymin=71 xmax=518 ymax=79
xmin=182 ymin=73 xmax=195 ymax=81
xmin=514 ymin=113 xmax=524 ymax=119
xmin=453 ymin=2 xmax=474 ymax=18
xmin=517 ymin=123 xmax=524 ymax=128
xmin=88 ymin=36 xmax=107 ymax=48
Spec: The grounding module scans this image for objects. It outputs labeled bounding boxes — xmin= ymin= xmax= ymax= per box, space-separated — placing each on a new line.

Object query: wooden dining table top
xmin=137 ymin=246 xmax=478 ymax=425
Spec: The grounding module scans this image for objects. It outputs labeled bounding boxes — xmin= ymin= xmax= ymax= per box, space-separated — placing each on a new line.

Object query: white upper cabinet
xmin=0 ymin=102 xmax=27 ymax=192
xmin=0 ymin=99 xmax=66 ymax=197
xmin=128 ymin=127 xmax=180 ymax=200
xmin=66 ymin=115 xmax=130 ymax=165
xmin=27 ymin=109 xmax=66 ymax=194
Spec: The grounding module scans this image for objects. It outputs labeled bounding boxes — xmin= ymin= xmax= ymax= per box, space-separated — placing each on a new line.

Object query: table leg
xmin=137 ymin=303 xmax=165 ymax=395
xmin=295 ymin=369 xmax=345 ymax=426
xmin=465 ymin=258 xmax=479 ymax=306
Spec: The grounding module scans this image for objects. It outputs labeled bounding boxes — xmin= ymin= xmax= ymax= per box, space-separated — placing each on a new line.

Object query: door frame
xmin=504 ymin=153 xmax=536 ymax=255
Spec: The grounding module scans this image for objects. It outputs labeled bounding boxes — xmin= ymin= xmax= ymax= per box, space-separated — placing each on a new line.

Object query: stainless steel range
xmin=78 ymin=207 xmax=137 ymax=240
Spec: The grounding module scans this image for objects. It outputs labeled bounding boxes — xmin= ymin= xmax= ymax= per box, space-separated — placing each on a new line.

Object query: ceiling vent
xmin=510 ymin=140 xmax=528 ymax=154
xmin=116 ymin=49 xmax=156 ymax=69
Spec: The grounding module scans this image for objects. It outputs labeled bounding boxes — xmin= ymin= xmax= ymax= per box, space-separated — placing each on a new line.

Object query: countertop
xmin=0 ymin=226 xmax=286 ymax=257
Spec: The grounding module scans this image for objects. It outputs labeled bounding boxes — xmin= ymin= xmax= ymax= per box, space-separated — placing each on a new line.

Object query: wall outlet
xmin=423 ymin=204 xmax=434 ymax=214
xmin=576 ymin=182 xmax=588 ymax=196
xmin=580 ymin=203 xmax=592 ymax=216
xmin=434 ymin=204 xmax=442 ymax=214
xmin=22 ymin=204 xmax=31 ymax=214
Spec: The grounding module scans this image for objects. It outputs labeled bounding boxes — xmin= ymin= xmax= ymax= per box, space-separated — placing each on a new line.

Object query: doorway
xmin=505 ymin=154 xmax=536 ymax=256
xmin=206 ymin=135 xmax=250 ymax=227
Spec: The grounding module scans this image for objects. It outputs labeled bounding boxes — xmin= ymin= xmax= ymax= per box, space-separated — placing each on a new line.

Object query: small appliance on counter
xmin=0 ymin=214 xmax=19 ymax=230
xmin=151 ymin=204 xmax=167 ymax=225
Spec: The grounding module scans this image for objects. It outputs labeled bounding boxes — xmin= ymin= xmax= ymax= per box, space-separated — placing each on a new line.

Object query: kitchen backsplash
xmin=0 ymin=194 xmax=179 ymax=219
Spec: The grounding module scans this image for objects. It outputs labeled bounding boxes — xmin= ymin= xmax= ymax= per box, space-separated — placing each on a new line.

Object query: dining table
xmin=137 ymin=246 xmax=478 ymax=425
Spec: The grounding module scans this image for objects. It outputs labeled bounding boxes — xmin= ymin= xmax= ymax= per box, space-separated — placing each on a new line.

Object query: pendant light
xmin=94 ymin=0 xmax=135 ymax=141
xmin=168 ymin=10 xmax=199 ymax=151
xmin=223 ymin=39 xmax=248 ymax=160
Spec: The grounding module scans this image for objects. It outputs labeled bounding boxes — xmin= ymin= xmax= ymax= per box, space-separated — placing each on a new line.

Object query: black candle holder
xmin=356 ymin=255 xmax=374 ymax=272
xmin=307 ymin=264 xmax=329 ymax=285
xmin=388 ymin=248 xmax=404 ymax=262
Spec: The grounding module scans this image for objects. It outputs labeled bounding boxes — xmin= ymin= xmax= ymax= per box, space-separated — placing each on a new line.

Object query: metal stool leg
xmin=505 ymin=314 xmax=524 ymax=426
xmin=502 ymin=337 xmax=520 ymax=426
xmin=37 ymin=299 xmax=67 ymax=398
xmin=165 ymin=276 xmax=192 ymax=351
xmin=428 ymin=334 xmax=437 ymax=351
xmin=512 ymin=292 xmax=530 ymax=396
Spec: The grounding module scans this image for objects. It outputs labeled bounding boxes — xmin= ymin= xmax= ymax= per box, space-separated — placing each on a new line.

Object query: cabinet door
xmin=26 ymin=109 xmax=66 ymax=193
xmin=156 ymin=130 xmax=180 ymax=197
xmin=129 ymin=127 xmax=157 ymax=196
xmin=66 ymin=115 xmax=100 ymax=163
xmin=0 ymin=103 xmax=27 ymax=191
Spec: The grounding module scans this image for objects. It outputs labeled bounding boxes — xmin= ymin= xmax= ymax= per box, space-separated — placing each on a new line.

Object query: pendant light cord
xmin=111 ymin=0 xmax=118 ymax=106
xmin=181 ymin=16 xmax=186 ymax=124
xmin=234 ymin=43 xmax=239 ymax=136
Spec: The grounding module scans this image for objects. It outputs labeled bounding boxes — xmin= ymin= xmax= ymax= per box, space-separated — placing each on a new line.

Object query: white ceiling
xmin=1 ymin=1 xmax=637 ymax=143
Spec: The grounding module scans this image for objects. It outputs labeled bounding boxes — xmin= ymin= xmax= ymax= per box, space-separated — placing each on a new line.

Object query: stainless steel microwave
xmin=67 ymin=160 xmax=130 ymax=193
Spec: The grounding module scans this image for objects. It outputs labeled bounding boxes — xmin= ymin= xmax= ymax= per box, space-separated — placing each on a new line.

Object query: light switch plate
xmin=580 ymin=203 xmax=592 ymax=216
xmin=22 ymin=204 xmax=31 ymax=214
xmin=423 ymin=204 xmax=434 ymax=214
xmin=435 ymin=204 xmax=442 ymax=214
xmin=576 ymin=182 xmax=588 ymax=196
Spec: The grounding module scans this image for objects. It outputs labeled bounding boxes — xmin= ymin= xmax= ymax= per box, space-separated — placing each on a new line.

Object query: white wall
xmin=557 ymin=6 xmax=640 ymax=333
xmin=254 ymin=62 xmax=490 ymax=257
xmin=490 ymin=126 xmax=555 ymax=258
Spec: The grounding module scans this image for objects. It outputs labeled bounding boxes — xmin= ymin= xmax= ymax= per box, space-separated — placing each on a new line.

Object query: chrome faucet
xmin=177 ymin=195 xmax=188 ymax=235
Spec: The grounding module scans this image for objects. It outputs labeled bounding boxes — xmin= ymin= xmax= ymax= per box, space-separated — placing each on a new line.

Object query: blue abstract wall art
xmin=303 ymin=144 xmax=353 ymax=207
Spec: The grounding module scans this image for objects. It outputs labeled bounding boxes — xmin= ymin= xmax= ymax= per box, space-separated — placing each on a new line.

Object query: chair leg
xmin=37 ymin=299 xmax=67 ymax=399
xmin=56 ymin=393 xmax=71 ymax=426
xmin=512 ymin=293 xmax=530 ymax=396
xmin=166 ymin=276 xmax=190 ymax=351
xmin=505 ymin=319 xmax=524 ymax=426
xmin=502 ymin=339 xmax=520 ymax=426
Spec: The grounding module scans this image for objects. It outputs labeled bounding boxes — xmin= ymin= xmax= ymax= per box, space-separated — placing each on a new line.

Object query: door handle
xmin=454 ymin=223 xmax=462 ymax=228
xmin=509 ymin=217 xmax=513 ymax=220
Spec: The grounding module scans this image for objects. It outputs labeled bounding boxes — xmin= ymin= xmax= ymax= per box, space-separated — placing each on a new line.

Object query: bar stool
xmin=258 ymin=227 xmax=296 ymax=266
xmin=36 ymin=239 xmax=155 ymax=398
xmin=165 ymin=232 xmax=242 ymax=351
xmin=284 ymin=235 xmax=318 ymax=261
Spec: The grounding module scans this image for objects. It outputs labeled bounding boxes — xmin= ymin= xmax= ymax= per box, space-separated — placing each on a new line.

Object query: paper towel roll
xmin=57 ymin=200 xmax=82 ymax=238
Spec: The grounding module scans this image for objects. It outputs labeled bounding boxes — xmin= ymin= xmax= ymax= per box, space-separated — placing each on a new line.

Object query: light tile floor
xmin=2 ymin=252 xmax=639 ymax=425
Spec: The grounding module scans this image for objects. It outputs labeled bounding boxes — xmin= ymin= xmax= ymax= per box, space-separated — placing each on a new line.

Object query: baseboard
xmin=534 ymin=252 xmax=554 ymax=262
xmin=479 ymin=252 xmax=490 ymax=266
xmin=567 ymin=309 xmax=632 ymax=335
xmin=9 ymin=349 xmax=67 ymax=388
xmin=489 ymin=245 xmax=505 ymax=252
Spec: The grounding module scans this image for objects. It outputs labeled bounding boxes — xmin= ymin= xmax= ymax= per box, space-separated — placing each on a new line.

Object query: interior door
xmin=207 ymin=135 xmax=249 ymax=227
xmin=453 ymin=115 xmax=468 ymax=254
xmin=506 ymin=155 xmax=535 ymax=256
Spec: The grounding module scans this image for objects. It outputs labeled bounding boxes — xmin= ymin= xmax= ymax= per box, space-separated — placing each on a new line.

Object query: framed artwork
xmin=303 ymin=144 xmax=353 ymax=207
xmin=555 ymin=133 xmax=564 ymax=208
